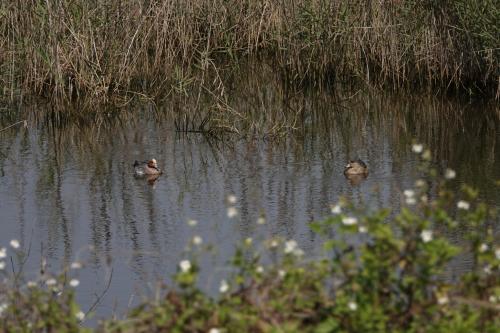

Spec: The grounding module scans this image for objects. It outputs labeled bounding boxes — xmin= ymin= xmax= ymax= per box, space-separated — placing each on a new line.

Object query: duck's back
xmin=134 ymin=161 xmax=146 ymax=176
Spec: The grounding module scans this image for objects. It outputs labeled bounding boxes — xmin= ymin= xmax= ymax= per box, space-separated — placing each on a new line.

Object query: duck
xmin=344 ymin=159 xmax=368 ymax=175
xmin=134 ymin=159 xmax=162 ymax=176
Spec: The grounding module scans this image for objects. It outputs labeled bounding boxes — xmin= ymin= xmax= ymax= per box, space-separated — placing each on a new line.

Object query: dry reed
xmin=0 ymin=0 xmax=498 ymax=106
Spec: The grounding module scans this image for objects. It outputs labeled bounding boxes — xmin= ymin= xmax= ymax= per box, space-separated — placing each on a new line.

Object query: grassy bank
xmin=0 ymin=145 xmax=499 ymax=332
xmin=1 ymin=0 xmax=498 ymax=105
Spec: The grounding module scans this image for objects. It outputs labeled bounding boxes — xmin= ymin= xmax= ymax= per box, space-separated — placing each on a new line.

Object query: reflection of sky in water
xmin=0 ymin=92 xmax=498 ymax=324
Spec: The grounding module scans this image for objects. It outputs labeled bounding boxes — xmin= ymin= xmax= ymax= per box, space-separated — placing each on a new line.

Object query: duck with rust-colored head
xmin=344 ymin=159 xmax=368 ymax=176
xmin=134 ymin=158 xmax=163 ymax=176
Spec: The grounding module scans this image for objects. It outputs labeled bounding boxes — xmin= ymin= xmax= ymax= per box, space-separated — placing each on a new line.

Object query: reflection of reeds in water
xmin=1 ymin=0 xmax=498 ymax=105
xmin=2 ymin=67 xmax=497 ymax=173
xmin=2 ymin=66 xmax=498 ymax=197
xmin=0 ymin=90 xmax=498 ymax=284
xmin=2 ymin=70 xmax=498 ymax=322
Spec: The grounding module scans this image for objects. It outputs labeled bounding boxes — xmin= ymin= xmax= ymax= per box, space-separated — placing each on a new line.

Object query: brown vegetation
xmin=0 ymin=0 xmax=498 ymax=105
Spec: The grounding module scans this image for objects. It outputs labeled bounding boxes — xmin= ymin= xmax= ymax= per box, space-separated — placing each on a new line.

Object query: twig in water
xmin=0 ymin=120 xmax=27 ymax=133
xmin=84 ymin=267 xmax=114 ymax=320
xmin=13 ymin=229 xmax=35 ymax=284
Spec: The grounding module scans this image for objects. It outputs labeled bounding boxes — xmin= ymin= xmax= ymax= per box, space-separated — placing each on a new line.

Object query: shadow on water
xmin=0 ymin=67 xmax=499 ymax=324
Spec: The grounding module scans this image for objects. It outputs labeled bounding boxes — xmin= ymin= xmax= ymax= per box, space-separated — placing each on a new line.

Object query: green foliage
xmin=0 ymin=281 xmax=88 ymax=332
xmin=1 ymin=144 xmax=499 ymax=332
xmin=102 ymin=144 xmax=499 ymax=332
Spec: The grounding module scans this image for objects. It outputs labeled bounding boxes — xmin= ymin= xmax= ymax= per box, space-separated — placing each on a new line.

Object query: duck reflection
xmin=344 ymin=173 xmax=368 ymax=185
xmin=146 ymin=174 xmax=160 ymax=186
xmin=133 ymin=173 xmax=161 ymax=186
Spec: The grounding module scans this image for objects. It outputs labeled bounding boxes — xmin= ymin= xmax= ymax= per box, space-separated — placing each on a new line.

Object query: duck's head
xmin=345 ymin=160 xmax=358 ymax=170
xmin=148 ymin=159 xmax=158 ymax=169
xmin=346 ymin=159 xmax=366 ymax=167
xmin=344 ymin=159 xmax=368 ymax=175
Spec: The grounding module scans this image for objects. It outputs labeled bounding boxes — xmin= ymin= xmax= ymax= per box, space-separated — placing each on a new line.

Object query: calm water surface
xmin=0 ymin=80 xmax=499 ymax=324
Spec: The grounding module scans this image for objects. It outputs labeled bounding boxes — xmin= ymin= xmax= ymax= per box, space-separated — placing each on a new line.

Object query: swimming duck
xmin=134 ymin=159 xmax=162 ymax=176
xmin=344 ymin=159 xmax=368 ymax=175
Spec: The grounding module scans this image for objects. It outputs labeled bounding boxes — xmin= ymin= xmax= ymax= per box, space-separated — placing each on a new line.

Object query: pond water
xmin=0 ymin=72 xmax=499 ymax=325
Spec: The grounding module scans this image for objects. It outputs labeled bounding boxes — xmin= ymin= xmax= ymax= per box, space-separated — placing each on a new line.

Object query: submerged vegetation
xmin=0 ymin=146 xmax=499 ymax=332
xmin=1 ymin=0 xmax=499 ymax=107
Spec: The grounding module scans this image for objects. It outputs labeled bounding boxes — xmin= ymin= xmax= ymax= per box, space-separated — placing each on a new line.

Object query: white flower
xmin=10 ymin=239 xmax=20 ymax=249
xmin=278 ymin=270 xmax=286 ymax=278
xmin=46 ymin=278 xmax=57 ymax=286
xmin=437 ymin=294 xmax=449 ymax=305
xmin=70 ymin=262 xmax=82 ymax=269
xmin=27 ymin=281 xmax=37 ymax=288
xmin=257 ymin=217 xmax=266 ymax=225
xmin=0 ymin=303 xmax=8 ymax=316
xmin=293 ymin=248 xmax=305 ymax=257
xmin=0 ymin=247 xmax=6 ymax=259
xmin=406 ymin=197 xmax=417 ymax=205
xmin=219 ymin=280 xmax=229 ymax=293
xmin=415 ymin=179 xmax=426 ymax=188
xmin=76 ymin=311 xmax=85 ymax=321
xmin=227 ymin=207 xmax=238 ymax=218
xmin=445 ymin=169 xmax=456 ymax=180
xmin=420 ymin=230 xmax=433 ymax=243
xmin=0 ymin=261 xmax=5 ymax=270
xmin=348 ymin=301 xmax=358 ymax=311
xmin=495 ymin=248 xmax=500 ymax=260
xmin=69 ymin=279 xmax=80 ymax=287
xmin=284 ymin=240 xmax=298 ymax=254
xmin=209 ymin=329 xmax=221 ymax=333
xmin=270 ymin=239 xmax=279 ymax=248
xmin=342 ymin=217 xmax=358 ymax=226
xmin=256 ymin=266 xmax=264 ymax=274
xmin=187 ymin=219 xmax=198 ymax=227
xmin=245 ymin=237 xmax=253 ymax=246
xmin=483 ymin=265 xmax=492 ymax=275
xmin=331 ymin=204 xmax=342 ymax=214
xmin=403 ymin=189 xmax=415 ymax=198
xmin=358 ymin=226 xmax=368 ymax=233
xmin=227 ymin=195 xmax=237 ymax=204
xmin=489 ymin=295 xmax=498 ymax=303
xmin=179 ymin=260 xmax=192 ymax=273
xmin=479 ymin=243 xmax=489 ymax=253
xmin=420 ymin=195 xmax=428 ymax=203
xmin=412 ymin=144 xmax=423 ymax=153
xmin=192 ymin=236 xmax=203 ymax=245
xmin=457 ymin=200 xmax=470 ymax=210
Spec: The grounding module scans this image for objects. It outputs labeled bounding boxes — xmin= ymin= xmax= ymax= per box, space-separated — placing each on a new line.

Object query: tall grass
xmin=0 ymin=0 xmax=498 ymax=105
